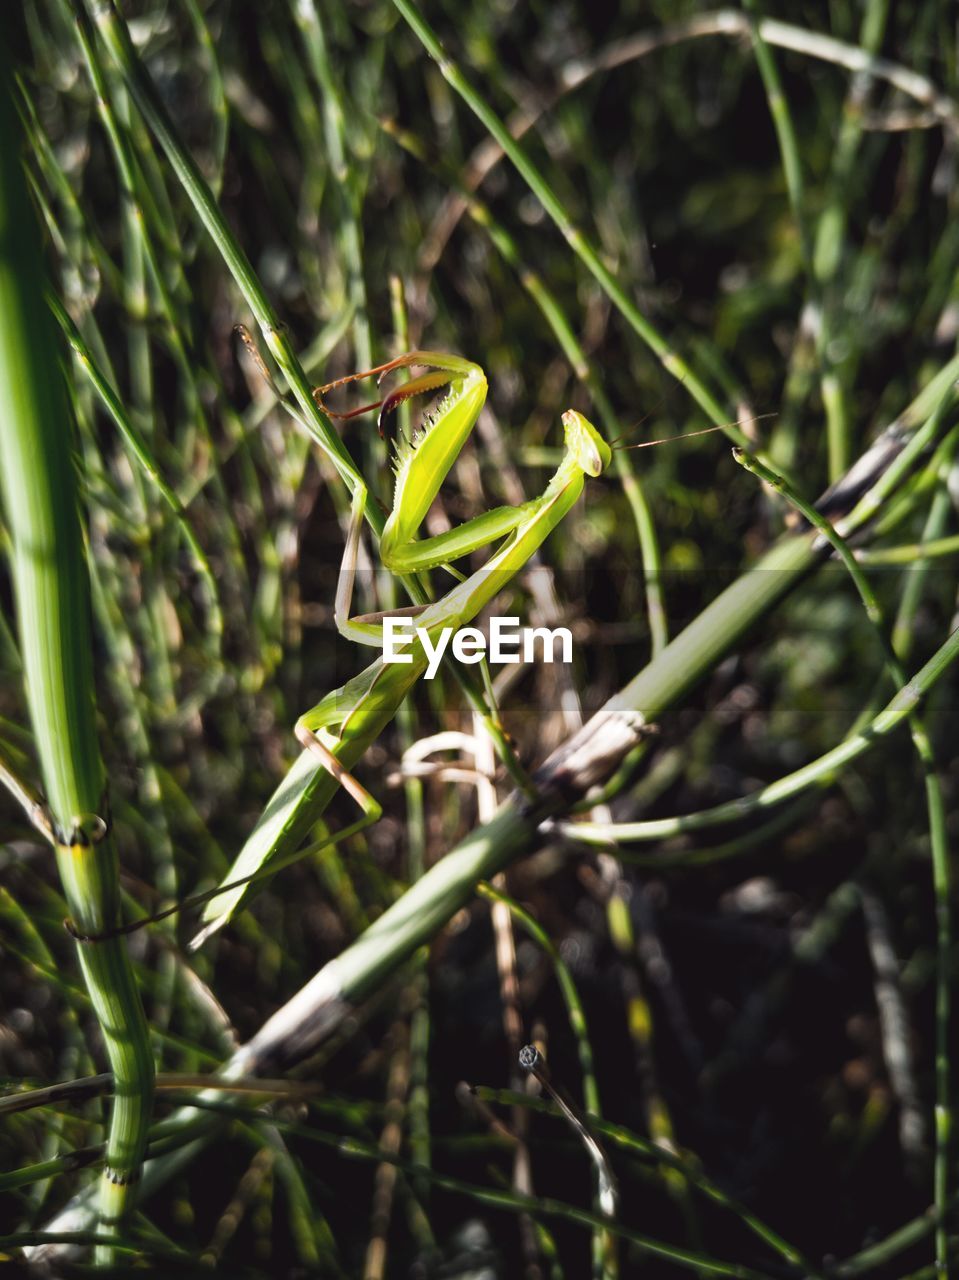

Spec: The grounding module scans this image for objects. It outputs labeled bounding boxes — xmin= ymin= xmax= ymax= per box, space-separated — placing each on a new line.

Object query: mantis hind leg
xmin=279 ymin=674 xmax=392 ymax=889
xmin=189 ymin=728 xmax=382 ymax=949
xmin=191 ymin=667 xmax=391 ymax=948
xmin=294 ymin=721 xmax=383 ymax=845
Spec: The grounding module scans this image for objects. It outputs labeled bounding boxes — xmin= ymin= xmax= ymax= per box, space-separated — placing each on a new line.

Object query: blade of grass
xmin=293 ymin=0 xmax=373 ymax=372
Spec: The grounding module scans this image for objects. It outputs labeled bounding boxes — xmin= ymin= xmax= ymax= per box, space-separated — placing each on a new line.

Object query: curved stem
xmin=391 ymin=0 xmax=739 ymax=439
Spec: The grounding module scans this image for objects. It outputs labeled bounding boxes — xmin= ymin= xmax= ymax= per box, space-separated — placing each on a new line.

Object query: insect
xmin=192 ymin=351 xmax=611 ymax=945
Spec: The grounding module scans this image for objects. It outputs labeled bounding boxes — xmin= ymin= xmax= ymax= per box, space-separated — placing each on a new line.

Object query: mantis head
xmin=562 ymin=410 xmax=612 ymax=477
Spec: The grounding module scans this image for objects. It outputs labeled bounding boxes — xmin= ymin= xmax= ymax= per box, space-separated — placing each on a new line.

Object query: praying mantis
xmin=193 ymin=350 xmax=611 ymax=944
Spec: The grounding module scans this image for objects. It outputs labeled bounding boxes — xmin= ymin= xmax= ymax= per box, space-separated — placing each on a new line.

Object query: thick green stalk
xmin=0 ymin=54 xmax=153 ymax=1260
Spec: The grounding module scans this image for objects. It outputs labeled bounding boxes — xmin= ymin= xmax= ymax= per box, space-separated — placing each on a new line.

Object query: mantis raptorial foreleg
xmin=318 ymin=352 xmax=539 ymax=645
xmin=195 ymin=351 xmax=612 ymax=942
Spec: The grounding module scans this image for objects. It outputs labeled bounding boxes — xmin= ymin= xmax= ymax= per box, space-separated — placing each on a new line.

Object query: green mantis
xmin=194 ymin=351 xmax=611 ymax=944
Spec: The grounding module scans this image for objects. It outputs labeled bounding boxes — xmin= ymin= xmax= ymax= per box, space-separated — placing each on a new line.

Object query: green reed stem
xmin=742 ymin=0 xmax=853 ymax=481
xmin=890 ymin=475 xmax=954 ymax=662
xmin=477 ymin=883 xmax=602 ymax=1119
xmin=811 ymin=0 xmax=890 ymax=478
xmin=0 ymin=55 xmax=153 ymax=1264
xmin=858 ymin=534 xmax=959 ymax=565
xmin=842 ymin=386 xmax=958 ymax=535
xmin=742 ymin=0 xmax=811 ymax=275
